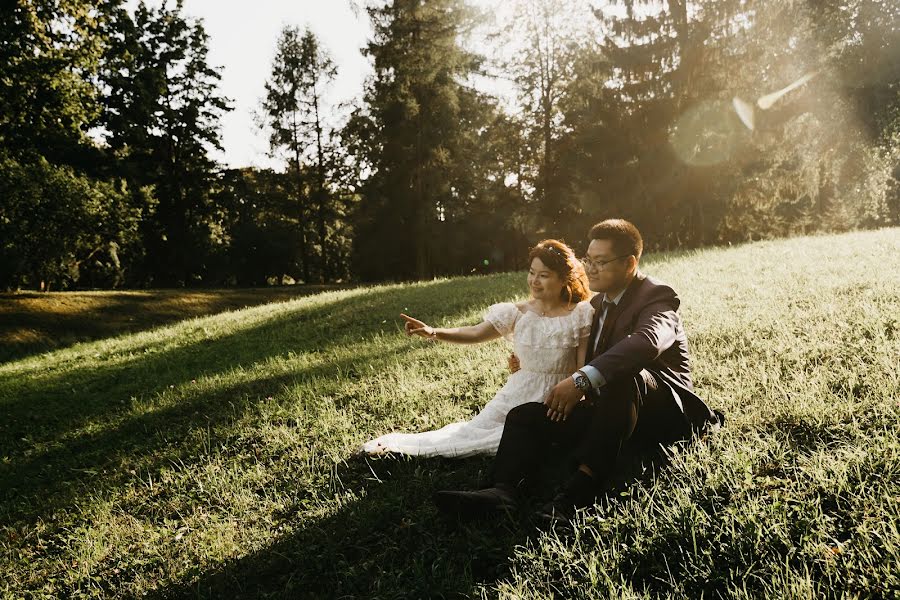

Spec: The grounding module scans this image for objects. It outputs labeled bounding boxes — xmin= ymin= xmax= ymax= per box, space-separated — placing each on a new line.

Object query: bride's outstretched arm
xmin=400 ymin=313 xmax=501 ymax=344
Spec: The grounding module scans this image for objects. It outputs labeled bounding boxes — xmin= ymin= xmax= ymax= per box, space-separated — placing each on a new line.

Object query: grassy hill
xmin=1 ymin=229 xmax=898 ymax=598
xmin=0 ymin=285 xmax=353 ymax=364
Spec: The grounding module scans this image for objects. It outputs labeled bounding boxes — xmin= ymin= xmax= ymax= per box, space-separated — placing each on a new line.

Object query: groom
xmin=434 ymin=219 xmax=723 ymax=523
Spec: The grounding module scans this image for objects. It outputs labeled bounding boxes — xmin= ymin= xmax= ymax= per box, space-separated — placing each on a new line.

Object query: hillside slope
xmin=1 ymin=229 xmax=898 ymax=598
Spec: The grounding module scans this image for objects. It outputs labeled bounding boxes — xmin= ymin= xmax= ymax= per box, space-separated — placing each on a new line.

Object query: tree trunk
xmin=291 ymin=113 xmax=310 ymax=284
xmin=415 ymin=123 xmax=428 ymax=280
xmin=313 ymin=88 xmax=329 ymax=283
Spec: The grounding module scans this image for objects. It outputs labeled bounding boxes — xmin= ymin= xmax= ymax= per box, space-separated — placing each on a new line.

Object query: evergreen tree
xmin=260 ymin=26 xmax=339 ymax=283
xmin=349 ymin=0 xmax=497 ymax=280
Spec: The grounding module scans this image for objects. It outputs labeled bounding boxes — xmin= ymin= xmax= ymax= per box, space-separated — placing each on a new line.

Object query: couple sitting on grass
xmin=361 ymin=218 xmax=724 ymax=525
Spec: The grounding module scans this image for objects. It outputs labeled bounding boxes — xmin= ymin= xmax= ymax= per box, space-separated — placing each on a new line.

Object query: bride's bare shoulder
xmin=514 ymin=300 xmax=531 ymax=314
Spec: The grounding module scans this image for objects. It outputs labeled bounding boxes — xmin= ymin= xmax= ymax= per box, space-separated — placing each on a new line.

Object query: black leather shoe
xmin=535 ymin=471 xmax=601 ymax=527
xmin=433 ymin=485 xmax=518 ymax=518
xmin=535 ymin=491 xmax=582 ymax=528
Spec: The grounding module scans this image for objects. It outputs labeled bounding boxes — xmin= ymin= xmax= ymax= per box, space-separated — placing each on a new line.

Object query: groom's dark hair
xmin=589 ymin=219 xmax=643 ymax=261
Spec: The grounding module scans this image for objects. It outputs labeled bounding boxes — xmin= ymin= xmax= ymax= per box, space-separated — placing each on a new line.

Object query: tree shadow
xmin=140 ymin=453 xmax=535 ymax=599
xmin=0 ymin=274 xmax=522 ymax=530
xmin=138 ymin=439 xmax=698 ymax=598
xmin=1 ymin=345 xmax=385 ymax=526
xmin=0 ymin=285 xmax=355 ymax=363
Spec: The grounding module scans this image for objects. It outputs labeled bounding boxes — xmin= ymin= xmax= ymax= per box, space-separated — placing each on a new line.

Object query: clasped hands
xmin=508 ymin=353 xmax=583 ymax=422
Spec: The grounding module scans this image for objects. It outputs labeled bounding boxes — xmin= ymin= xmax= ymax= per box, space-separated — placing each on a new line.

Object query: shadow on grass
xmin=0 ymin=275 xmax=521 ymax=527
xmin=143 ymin=454 xmax=533 ymax=599
xmin=143 ymin=442 xmax=693 ymax=598
xmin=0 ymin=286 xmax=355 ymax=363
xmin=0 ymin=272 xmax=555 ymax=598
xmin=0 ymin=347 xmax=382 ymax=525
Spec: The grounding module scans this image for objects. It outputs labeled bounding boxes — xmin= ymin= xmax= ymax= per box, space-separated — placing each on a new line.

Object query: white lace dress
xmin=360 ymin=300 xmax=594 ymax=458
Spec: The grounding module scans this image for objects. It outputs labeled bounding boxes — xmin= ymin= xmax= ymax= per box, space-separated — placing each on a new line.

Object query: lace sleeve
xmin=573 ymin=300 xmax=594 ymax=341
xmin=484 ymin=302 xmax=519 ymax=338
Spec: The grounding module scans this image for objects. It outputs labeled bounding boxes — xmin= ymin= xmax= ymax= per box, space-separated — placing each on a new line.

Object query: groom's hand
xmin=544 ymin=378 xmax=582 ymax=422
xmin=507 ymin=353 xmax=520 ymax=374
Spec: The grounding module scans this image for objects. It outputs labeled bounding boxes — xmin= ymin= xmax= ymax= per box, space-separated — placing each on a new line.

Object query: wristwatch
xmin=572 ymin=370 xmax=592 ymax=392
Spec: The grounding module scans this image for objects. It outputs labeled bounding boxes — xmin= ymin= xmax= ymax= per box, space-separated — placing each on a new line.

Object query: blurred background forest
xmin=1 ymin=0 xmax=897 ymax=290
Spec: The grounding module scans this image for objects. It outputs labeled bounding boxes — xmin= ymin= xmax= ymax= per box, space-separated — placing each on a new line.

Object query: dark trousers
xmin=491 ymin=369 xmax=692 ymax=490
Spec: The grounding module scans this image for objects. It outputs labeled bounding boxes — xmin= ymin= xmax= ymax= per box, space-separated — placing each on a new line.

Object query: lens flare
xmin=669 ymin=100 xmax=748 ymax=166
xmin=731 ymin=72 xmax=818 ymax=131
xmin=732 ymin=96 xmax=755 ymax=130
xmin=757 ymin=72 xmax=817 ymax=110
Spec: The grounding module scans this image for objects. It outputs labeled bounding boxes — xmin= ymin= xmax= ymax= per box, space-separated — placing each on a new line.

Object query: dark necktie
xmin=593 ymin=300 xmax=616 ymax=356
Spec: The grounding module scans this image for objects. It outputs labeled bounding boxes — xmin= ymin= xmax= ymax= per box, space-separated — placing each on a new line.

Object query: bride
xmin=360 ymin=239 xmax=595 ymax=458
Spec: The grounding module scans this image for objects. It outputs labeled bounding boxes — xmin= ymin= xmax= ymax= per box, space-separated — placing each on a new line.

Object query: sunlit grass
xmin=1 ymin=228 xmax=898 ymax=598
xmin=0 ymin=285 xmax=352 ymax=363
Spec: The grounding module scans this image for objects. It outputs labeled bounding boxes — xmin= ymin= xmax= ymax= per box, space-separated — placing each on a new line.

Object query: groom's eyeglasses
xmin=580 ymin=255 xmax=631 ymax=271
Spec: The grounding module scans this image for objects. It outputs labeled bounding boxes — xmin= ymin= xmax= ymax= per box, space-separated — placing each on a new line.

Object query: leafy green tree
xmin=0 ymin=0 xmax=152 ymax=290
xmin=212 ymin=167 xmax=303 ymax=286
xmin=490 ymin=0 xmax=592 ymax=238
xmin=0 ymin=0 xmax=112 ymax=163
xmin=0 ymin=151 xmax=144 ymax=290
xmin=98 ymin=0 xmax=230 ymax=285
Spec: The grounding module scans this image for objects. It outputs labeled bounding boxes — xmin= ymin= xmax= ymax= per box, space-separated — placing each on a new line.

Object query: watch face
xmin=575 ymin=375 xmax=590 ymax=390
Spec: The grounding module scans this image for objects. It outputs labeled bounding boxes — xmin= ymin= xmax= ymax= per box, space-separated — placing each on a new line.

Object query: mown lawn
xmin=1 ymin=229 xmax=898 ymax=599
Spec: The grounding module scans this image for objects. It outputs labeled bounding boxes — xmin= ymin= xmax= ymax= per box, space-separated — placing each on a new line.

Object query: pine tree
xmin=349 ymin=0 xmax=497 ymax=280
xmin=558 ymin=0 xmax=756 ymax=247
xmin=260 ymin=26 xmax=339 ymax=283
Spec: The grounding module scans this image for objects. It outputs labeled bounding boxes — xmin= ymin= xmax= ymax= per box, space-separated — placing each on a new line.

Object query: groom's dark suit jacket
xmin=584 ymin=271 xmax=720 ymax=434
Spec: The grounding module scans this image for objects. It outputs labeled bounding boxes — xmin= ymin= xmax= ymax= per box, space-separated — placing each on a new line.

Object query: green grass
xmin=0 ymin=285 xmax=353 ymax=363
xmin=1 ymin=229 xmax=898 ymax=599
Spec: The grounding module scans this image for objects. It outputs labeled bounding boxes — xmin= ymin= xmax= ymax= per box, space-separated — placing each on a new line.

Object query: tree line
xmin=1 ymin=0 xmax=897 ymax=289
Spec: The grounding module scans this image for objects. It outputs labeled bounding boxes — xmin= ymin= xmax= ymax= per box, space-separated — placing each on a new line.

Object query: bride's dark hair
xmin=528 ymin=239 xmax=591 ymax=306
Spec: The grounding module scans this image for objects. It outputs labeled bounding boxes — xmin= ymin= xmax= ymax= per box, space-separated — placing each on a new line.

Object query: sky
xmin=127 ymin=0 xmax=375 ymax=170
xmin=126 ymin=0 xmax=516 ymax=170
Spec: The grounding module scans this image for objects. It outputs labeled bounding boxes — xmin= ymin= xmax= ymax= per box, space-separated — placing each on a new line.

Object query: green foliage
xmin=212 ymin=167 xmax=307 ymax=286
xmin=548 ymin=0 xmax=899 ymax=249
xmin=98 ymin=0 xmax=231 ymax=285
xmin=349 ymin=0 xmax=524 ymax=280
xmin=0 ymin=0 xmax=896 ymax=289
xmin=491 ymin=0 xmax=592 ymax=240
xmin=259 ymin=26 xmax=348 ymax=284
xmin=0 ymin=0 xmax=109 ymax=159
xmin=0 ymin=0 xmax=152 ymax=290
xmin=0 ymin=229 xmax=897 ymax=597
xmin=261 ymin=27 xmax=337 ymax=167
xmin=0 ymin=151 xmax=144 ymax=290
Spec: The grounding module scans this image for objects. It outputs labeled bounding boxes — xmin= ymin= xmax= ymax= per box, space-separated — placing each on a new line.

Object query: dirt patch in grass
xmin=0 ymin=285 xmax=354 ymax=363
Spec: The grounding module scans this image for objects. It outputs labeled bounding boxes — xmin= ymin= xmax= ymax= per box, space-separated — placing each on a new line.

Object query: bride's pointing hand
xmin=400 ymin=313 xmax=435 ymax=339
